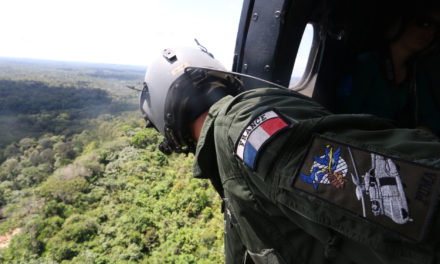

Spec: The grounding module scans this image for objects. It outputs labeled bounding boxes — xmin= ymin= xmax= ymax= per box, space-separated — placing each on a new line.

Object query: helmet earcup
xmin=163 ymin=69 xmax=244 ymax=152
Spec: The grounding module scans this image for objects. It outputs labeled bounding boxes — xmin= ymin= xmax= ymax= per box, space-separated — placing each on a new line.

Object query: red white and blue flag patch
xmin=235 ymin=110 xmax=289 ymax=170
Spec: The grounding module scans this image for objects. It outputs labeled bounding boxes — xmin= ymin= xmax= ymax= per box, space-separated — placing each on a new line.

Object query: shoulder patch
xmin=293 ymin=135 xmax=440 ymax=242
xmin=235 ymin=110 xmax=290 ymax=170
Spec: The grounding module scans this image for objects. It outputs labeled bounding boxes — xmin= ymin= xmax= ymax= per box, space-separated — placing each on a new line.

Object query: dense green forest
xmin=0 ymin=58 xmax=142 ymax=152
xmin=0 ymin=58 xmax=223 ymax=263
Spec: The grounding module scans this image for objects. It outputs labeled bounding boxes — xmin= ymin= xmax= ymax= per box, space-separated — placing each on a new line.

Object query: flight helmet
xmin=140 ymin=46 xmax=243 ymax=154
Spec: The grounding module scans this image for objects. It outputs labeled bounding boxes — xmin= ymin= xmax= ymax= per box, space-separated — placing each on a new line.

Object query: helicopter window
xmin=379 ymin=177 xmax=397 ymax=186
xmin=289 ymin=24 xmax=315 ymax=95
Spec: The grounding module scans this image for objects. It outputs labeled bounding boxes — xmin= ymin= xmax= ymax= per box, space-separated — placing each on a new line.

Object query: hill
xmin=0 ymin=58 xmax=143 ymax=154
xmin=0 ymin=59 xmax=224 ymax=263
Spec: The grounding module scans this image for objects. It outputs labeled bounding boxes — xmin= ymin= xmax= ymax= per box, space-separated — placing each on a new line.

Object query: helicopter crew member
xmin=140 ymin=46 xmax=440 ymax=264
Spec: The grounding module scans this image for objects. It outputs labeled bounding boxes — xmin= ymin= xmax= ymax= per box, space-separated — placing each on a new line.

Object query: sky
xmin=0 ymin=0 xmax=313 ymax=76
xmin=0 ymin=0 xmax=243 ymax=68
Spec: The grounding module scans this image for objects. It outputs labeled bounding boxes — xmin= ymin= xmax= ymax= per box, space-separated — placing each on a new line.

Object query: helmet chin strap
xmin=158 ymin=137 xmax=194 ymax=155
xmin=185 ymin=66 xmax=288 ymax=89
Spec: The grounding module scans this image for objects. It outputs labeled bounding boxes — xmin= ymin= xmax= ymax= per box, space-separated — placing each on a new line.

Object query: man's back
xmin=194 ymin=87 xmax=440 ymax=264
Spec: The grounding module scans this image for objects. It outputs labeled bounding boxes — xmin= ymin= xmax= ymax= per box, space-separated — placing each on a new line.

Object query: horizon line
xmin=0 ymin=56 xmax=148 ymax=68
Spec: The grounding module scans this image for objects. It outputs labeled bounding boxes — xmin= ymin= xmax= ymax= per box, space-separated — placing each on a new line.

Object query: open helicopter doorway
xmin=289 ymin=23 xmax=319 ymax=97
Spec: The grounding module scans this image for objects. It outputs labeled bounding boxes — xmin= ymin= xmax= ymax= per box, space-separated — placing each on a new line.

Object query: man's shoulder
xmin=210 ymin=88 xmax=329 ymax=172
xmin=213 ymin=87 xmax=325 ymax=120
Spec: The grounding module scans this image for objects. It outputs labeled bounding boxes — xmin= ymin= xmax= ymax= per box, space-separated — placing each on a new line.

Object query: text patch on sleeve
xmin=235 ymin=110 xmax=289 ymax=170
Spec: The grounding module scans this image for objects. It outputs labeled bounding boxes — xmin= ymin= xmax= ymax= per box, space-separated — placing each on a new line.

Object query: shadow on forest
xmin=0 ymin=80 xmax=131 ymax=114
xmin=0 ymin=80 xmax=137 ymax=148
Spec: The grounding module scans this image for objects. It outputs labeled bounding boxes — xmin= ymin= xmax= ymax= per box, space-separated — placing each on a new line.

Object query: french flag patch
xmin=235 ymin=110 xmax=289 ymax=170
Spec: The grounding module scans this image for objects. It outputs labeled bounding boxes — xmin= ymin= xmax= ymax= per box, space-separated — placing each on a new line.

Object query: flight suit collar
xmin=193 ymin=95 xmax=233 ymax=179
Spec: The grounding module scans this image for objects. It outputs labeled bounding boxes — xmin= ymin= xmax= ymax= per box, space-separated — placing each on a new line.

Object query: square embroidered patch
xmin=293 ymin=135 xmax=440 ymax=242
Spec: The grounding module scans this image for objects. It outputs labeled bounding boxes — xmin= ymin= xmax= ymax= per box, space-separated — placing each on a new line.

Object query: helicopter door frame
xmin=232 ymin=0 xmax=325 ymax=91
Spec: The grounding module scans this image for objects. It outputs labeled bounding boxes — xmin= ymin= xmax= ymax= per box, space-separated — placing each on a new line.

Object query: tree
xmin=29 ymin=150 xmax=41 ymax=166
xmin=0 ymin=158 xmax=21 ymax=182
xmin=54 ymin=142 xmax=76 ymax=160
xmin=4 ymin=144 xmax=20 ymax=158
xmin=40 ymin=149 xmax=55 ymax=164
xmin=38 ymin=137 xmax=55 ymax=149
xmin=18 ymin=138 xmax=36 ymax=151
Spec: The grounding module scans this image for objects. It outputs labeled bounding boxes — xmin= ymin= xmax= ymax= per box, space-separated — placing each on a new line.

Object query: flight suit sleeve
xmin=226 ymin=106 xmax=440 ymax=264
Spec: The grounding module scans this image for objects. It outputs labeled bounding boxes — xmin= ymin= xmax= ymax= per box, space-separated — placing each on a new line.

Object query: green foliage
xmin=0 ymin=59 xmax=142 ymax=150
xmin=0 ymin=158 xmax=21 ymax=181
xmin=43 ymin=200 xmax=72 ymax=219
xmin=1 ymin=216 xmax=44 ymax=262
xmin=47 ymin=237 xmax=80 ymax=262
xmin=0 ymin=188 xmax=5 ymax=207
xmin=18 ymin=137 xmax=36 ymax=151
xmin=58 ymin=214 xmax=98 ymax=243
xmin=40 ymin=177 xmax=89 ymax=203
xmin=0 ymin=59 xmax=223 ymax=263
xmin=38 ymin=136 xmax=56 ymax=149
xmin=54 ymin=141 xmax=77 ymax=160
xmin=130 ymin=128 xmax=161 ymax=149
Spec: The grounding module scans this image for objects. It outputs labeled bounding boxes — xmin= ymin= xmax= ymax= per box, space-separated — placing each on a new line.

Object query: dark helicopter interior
xmin=233 ymin=0 xmax=440 ymax=115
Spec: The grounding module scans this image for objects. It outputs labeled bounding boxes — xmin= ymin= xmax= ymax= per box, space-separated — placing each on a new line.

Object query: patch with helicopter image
xmin=293 ymin=135 xmax=440 ymax=242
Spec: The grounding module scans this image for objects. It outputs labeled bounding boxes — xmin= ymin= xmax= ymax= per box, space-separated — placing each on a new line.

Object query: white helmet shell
xmin=140 ymin=46 xmax=227 ymax=137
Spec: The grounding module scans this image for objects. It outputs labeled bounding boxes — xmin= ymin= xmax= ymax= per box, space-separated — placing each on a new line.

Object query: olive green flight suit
xmin=193 ymin=87 xmax=440 ymax=264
